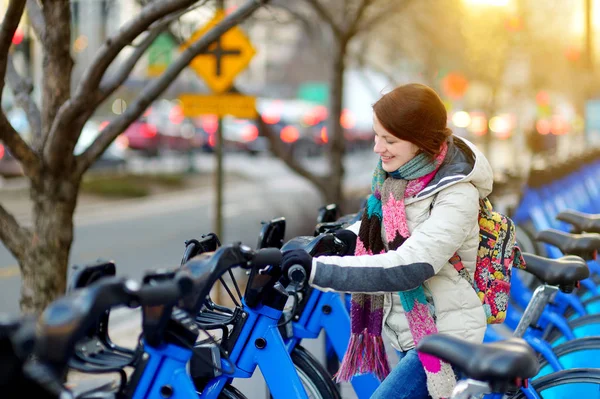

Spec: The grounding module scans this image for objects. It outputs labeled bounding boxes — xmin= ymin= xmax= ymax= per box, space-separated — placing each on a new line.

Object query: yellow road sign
xmin=181 ymin=10 xmax=256 ymax=94
xmin=179 ymin=94 xmax=257 ymax=119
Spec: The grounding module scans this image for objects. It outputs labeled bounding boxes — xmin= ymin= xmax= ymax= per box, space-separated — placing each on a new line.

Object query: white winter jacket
xmin=308 ymin=136 xmax=493 ymax=351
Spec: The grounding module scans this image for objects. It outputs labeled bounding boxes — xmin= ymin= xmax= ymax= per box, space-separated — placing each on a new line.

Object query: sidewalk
xmin=0 ymin=151 xmax=376 ymax=227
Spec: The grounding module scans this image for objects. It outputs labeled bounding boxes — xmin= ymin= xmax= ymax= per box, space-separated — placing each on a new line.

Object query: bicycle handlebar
xmin=179 ymin=243 xmax=282 ymax=314
xmin=281 ymin=233 xmax=347 ymax=257
xmin=36 ymin=274 xmax=192 ymax=371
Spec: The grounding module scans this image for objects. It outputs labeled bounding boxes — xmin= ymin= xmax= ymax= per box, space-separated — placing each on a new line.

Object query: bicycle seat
xmin=557 ymin=210 xmax=600 ymax=234
xmin=417 ymin=335 xmax=538 ymax=383
xmin=521 ymin=253 xmax=589 ymax=289
xmin=536 ymin=229 xmax=600 ymax=258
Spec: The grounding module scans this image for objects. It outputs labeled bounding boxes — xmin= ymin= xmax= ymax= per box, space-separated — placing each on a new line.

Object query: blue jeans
xmin=370 ymin=349 xmax=431 ymax=399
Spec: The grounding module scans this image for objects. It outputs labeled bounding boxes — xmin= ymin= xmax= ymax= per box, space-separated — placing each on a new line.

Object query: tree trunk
xmin=19 ymin=176 xmax=79 ymax=313
xmin=326 ymin=38 xmax=348 ymax=209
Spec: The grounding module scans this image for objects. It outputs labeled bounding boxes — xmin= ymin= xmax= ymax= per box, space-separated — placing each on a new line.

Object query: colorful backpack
xmin=450 ymin=198 xmax=526 ymax=324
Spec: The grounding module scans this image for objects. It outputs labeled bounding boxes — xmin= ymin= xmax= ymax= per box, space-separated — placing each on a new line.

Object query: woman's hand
xmin=332 ymin=229 xmax=357 ymax=255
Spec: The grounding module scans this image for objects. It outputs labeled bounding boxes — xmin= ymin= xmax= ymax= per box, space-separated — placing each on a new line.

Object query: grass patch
xmin=81 ymin=173 xmax=186 ymax=198
xmin=144 ymin=173 xmax=186 ymax=187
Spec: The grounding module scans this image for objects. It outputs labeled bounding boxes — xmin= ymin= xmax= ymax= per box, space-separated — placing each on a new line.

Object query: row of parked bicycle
xmin=5 ymin=149 xmax=600 ymax=399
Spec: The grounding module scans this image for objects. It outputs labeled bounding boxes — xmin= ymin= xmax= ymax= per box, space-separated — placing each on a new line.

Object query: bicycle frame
xmin=129 ymin=298 xmax=310 ymax=399
xmin=284 ymin=288 xmax=380 ymax=398
xmin=486 ymin=284 xmax=600 ymax=380
xmin=130 ymin=343 xmax=198 ymax=399
xmin=200 ymin=298 xmax=310 ymax=399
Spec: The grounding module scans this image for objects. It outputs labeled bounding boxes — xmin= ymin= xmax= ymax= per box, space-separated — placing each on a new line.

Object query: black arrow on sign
xmin=199 ymin=36 xmax=242 ymax=76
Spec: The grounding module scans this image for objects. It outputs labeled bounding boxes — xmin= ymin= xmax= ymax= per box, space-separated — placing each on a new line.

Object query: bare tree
xmin=259 ymin=0 xmax=415 ymax=209
xmin=0 ymin=0 xmax=267 ymax=314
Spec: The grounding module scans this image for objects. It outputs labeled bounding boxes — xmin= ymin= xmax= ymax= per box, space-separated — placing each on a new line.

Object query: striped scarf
xmin=336 ymin=142 xmax=455 ymax=399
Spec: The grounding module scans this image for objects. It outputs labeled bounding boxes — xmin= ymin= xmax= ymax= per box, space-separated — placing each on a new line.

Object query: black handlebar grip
xmin=129 ymin=275 xmax=194 ymax=306
xmin=252 ymin=247 xmax=282 ymax=268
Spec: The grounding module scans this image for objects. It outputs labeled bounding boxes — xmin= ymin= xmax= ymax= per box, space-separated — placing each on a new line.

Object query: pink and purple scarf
xmin=336 ymin=142 xmax=456 ymax=399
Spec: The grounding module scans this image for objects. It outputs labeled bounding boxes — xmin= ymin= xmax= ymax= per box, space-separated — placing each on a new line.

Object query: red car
xmin=116 ymin=119 xmax=161 ymax=157
xmin=115 ymin=118 xmax=204 ymax=156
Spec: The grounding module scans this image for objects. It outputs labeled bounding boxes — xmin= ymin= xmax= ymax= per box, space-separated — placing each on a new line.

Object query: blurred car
xmin=74 ymin=120 xmax=127 ymax=170
xmin=0 ymin=120 xmax=126 ymax=178
xmin=159 ymin=118 xmax=205 ymax=153
xmin=0 ymin=143 xmax=24 ymax=177
xmin=117 ymin=118 xmax=161 ymax=157
xmin=222 ymin=118 xmax=268 ymax=155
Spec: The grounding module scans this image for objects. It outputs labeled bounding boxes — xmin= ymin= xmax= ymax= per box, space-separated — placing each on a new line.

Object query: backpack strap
xmin=429 ymin=193 xmax=475 ymax=284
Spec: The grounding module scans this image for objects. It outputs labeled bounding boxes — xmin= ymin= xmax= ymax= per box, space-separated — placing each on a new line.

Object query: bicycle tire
xmin=509 ymin=368 xmax=600 ymax=398
xmin=269 ymin=345 xmax=341 ymax=399
xmin=221 ymin=384 xmax=249 ymax=399
xmin=537 ymin=337 xmax=600 ymax=372
xmin=544 ymin=313 xmax=600 ymax=344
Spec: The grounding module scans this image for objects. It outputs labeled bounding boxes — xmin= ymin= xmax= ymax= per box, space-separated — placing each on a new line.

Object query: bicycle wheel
xmin=510 ymin=368 xmax=600 ymax=398
xmin=536 ymin=337 xmax=600 ymax=379
xmin=544 ymin=313 xmax=600 ymax=345
xmin=221 ymin=384 xmax=248 ymax=399
xmin=269 ymin=345 xmax=341 ymax=399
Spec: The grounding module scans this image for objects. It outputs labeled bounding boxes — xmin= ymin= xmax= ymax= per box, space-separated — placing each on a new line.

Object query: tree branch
xmin=0 ymin=111 xmax=39 ymax=176
xmin=346 ymin=0 xmax=373 ymax=37
xmin=304 ymin=0 xmax=343 ymax=39
xmin=6 ymin=56 xmax=42 ymax=145
xmin=0 ymin=0 xmax=27 ymax=100
xmin=0 ymin=202 xmax=31 ymax=261
xmin=75 ymin=0 xmax=269 ymax=176
xmin=26 ymin=0 xmax=45 ymax=40
xmin=267 ymin=3 xmax=321 ymax=41
xmin=97 ymin=3 xmax=204 ymax=104
xmin=44 ymin=0 xmax=206 ymax=172
xmin=254 ymin=107 xmax=328 ymax=194
xmin=97 ymin=29 xmax=164 ymax=102
xmin=355 ymin=0 xmax=415 ymax=34
xmin=74 ymin=0 xmax=200 ymax=101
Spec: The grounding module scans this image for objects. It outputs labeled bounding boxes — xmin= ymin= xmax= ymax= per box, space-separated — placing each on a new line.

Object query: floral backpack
xmin=449 ymin=198 xmax=526 ymax=324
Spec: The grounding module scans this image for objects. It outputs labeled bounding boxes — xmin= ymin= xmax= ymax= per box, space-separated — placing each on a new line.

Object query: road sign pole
xmin=213 ymin=0 xmax=225 ymax=306
xmin=180 ymin=0 xmax=257 ymax=305
xmin=215 ymin=116 xmax=224 ymax=240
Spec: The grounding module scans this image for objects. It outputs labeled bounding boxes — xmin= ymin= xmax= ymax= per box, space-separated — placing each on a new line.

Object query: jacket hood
xmin=414 ymin=136 xmax=493 ymax=200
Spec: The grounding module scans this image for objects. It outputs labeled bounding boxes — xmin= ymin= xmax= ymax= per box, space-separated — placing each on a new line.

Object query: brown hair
xmin=373 ymin=83 xmax=452 ymax=157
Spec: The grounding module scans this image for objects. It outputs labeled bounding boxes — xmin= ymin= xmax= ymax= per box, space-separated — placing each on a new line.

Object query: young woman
xmin=282 ymin=83 xmax=493 ymax=399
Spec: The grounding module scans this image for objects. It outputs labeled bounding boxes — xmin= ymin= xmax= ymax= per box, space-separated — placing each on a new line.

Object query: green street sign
xmin=147 ymin=33 xmax=176 ymax=77
xmin=297 ymin=82 xmax=329 ymax=105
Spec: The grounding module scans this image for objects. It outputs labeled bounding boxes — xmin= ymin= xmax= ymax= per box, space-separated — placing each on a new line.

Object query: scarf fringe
xmin=335 ymin=331 xmax=390 ymax=382
xmin=335 ymin=332 xmax=364 ymax=382
xmin=367 ymin=334 xmax=391 ymax=381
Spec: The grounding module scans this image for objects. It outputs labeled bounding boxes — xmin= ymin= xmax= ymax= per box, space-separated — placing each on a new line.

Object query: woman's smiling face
xmin=372 ymin=114 xmax=420 ymax=173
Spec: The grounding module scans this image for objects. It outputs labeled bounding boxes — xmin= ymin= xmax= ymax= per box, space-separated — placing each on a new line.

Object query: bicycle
xmin=67 ymin=242 xmax=339 ymax=399
xmin=180 ymin=234 xmax=341 ymax=399
xmin=419 ymin=333 xmax=600 ymax=399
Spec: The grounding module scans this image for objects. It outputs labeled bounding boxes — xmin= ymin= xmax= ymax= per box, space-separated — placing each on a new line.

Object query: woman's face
xmin=373 ymin=114 xmax=420 ymax=172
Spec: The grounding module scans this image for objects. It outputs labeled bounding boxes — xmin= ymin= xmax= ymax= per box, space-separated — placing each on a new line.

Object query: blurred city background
xmin=0 ymin=0 xmax=599 ymax=311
